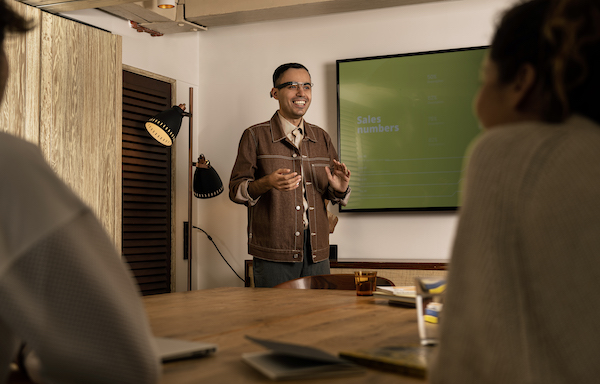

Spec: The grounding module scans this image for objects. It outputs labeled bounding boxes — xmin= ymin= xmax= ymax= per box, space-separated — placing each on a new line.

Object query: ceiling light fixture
xmin=157 ymin=0 xmax=175 ymax=9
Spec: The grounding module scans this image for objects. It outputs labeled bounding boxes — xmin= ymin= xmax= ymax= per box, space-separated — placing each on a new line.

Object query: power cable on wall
xmin=193 ymin=226 xmax=245 ymax=283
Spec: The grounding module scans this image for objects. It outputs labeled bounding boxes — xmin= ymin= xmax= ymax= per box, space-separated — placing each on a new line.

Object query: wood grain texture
xmin=39 ymin=12 xmax=122 ymax=246
xmin=144 ymin=287 xmax=428 ymax=384
xmin=114 ymin=37 xmax=123 ymax=249
xmin=1 ymin=2 xmax=41 ymax=143
xmin=2 ymin=1 xmax=123 ymax=247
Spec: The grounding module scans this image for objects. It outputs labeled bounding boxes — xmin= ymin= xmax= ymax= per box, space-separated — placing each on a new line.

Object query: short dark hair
xmin=0 ymin=0 xmax=31 ymax=45
xmin=491 ymin=0 xmax=600 ymax=123
xmin=272 ymin=63 xmax=310 ymax=87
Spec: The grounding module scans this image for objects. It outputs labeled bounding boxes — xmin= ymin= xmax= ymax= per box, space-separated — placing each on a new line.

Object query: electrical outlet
xmin=329 ymin=244 xmax=338 ymax=261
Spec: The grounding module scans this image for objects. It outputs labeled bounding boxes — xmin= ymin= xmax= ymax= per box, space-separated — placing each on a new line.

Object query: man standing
xmin=229 ymin=63 xmax=351 ymax=288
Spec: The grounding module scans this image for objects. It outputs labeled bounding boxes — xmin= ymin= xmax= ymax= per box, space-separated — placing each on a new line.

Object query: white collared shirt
xmin=278 ymin=113 xmax=309 ymax=229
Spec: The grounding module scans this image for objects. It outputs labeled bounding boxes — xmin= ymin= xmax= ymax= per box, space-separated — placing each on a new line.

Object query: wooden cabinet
xmin=2 ymin=1 xmax=122 ymax=247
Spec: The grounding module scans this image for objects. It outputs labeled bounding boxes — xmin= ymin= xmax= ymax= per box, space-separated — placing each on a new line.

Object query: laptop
xmin=154 ymin=336 xmax=218 ymax=362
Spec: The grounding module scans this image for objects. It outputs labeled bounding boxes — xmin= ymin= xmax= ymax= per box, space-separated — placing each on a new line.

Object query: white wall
xmin=63 ymin=0 xmax=516 ymax=291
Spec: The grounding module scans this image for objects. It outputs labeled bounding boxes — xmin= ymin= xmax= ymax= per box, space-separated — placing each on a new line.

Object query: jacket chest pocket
xmin=310 ymin=161 xmax=330 ymax=194
xmin=257 ymin=154 xmax=296 ymax=178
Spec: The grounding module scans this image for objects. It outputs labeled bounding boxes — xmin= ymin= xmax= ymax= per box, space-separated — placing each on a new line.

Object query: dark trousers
xmin=253 ymin=229 xmax=330 ymax=288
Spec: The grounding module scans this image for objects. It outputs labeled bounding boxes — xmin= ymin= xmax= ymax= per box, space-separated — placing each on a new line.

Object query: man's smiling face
xmin=272 ymin=68 xmax=312 ymax=125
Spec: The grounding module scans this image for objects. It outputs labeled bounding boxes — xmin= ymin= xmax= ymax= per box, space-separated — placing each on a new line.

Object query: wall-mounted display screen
xmin=337 ymin=46 xmax=488 ymax=212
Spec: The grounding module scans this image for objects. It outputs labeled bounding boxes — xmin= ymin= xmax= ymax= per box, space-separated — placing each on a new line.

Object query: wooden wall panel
xmin=39 ymin=12 xmax=123 ymax=247
xmin=2 ymin=1 xmax=123 ymax=248
xmin=0 ymin=2 xmax=41 ymax=143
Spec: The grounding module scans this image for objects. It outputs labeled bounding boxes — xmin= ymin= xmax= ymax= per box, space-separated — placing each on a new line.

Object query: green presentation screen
xmin=337 ymin=46 xmax=488 ymax=212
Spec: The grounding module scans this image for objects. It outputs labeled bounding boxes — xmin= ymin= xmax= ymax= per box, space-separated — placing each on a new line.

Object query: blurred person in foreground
xmin=0 ymin=2 xmax=160 ymax=383
xmin=431 ymin=0 xmax=600 ymax=383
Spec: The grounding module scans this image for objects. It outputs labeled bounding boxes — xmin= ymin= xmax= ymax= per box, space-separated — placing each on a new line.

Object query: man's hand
xmin=325 ymin=159 xmax=351 ymax=194
xmin=248 ymin=168 xmax=301 ymax=199
xmin=266 ymin=168 xmax=302 ymax=191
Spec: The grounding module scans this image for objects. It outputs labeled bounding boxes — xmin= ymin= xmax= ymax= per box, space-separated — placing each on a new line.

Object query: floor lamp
xmin=145 ymin=87 xmax=224 ymax=291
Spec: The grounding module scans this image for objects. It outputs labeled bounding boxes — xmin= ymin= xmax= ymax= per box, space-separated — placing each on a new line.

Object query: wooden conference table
xmin=147 ymin=287 xmax=428 ymax=384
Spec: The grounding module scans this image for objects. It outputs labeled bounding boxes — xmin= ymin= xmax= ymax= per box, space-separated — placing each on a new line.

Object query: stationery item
xmin=154 ymin=336 xmax=218 ymax=362
xmin=373 ymin=286 xmax=416 ymax=306
xmin=354 ymin=271 xmax=377 ymax=296
xmin=339 ymin=345 xmax=433 ymax=378
xmin=376 ymin=286 xmax=416 ymax=295
xmin=242 ymin=335 xmax=365 ymax=380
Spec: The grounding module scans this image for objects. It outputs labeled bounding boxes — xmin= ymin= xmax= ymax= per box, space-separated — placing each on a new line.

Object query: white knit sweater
xmin=0 ymin=132 xmax=160 ymax=383
xmin=431 ymin=115 xmax=600 ymax=383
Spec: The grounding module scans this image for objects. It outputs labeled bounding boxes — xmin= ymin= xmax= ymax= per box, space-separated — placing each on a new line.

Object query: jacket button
xmin=295 ymin=231 xmax=301 ymax=236
xmin=292 ymin=153 xmax=297 ymax=158
xmin=296 ymin=205 xmax=301 ymax=210
xmin=312 ymin=254 xmax=317 ymax=259
xmin=293 ymin=254 xmax=299 ymax=259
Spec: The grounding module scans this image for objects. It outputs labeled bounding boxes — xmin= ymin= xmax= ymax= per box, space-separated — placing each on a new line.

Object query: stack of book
xmin=373 ymin=286 xmax=416 ymax=306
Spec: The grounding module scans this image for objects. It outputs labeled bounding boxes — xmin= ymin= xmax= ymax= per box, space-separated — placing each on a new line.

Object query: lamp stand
xmin=187 ymin=87 xmax=194 ymax=291
xmin=145 ymin=87 xmax=222 ymax=291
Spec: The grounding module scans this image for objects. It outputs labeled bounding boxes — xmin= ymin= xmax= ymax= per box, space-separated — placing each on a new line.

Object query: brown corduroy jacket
xmin=229 ymin=112 xmax=349 ymax=263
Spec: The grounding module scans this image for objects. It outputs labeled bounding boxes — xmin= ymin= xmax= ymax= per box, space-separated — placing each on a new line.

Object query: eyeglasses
xmin=274 ymin=82 xmax=314 ymax=91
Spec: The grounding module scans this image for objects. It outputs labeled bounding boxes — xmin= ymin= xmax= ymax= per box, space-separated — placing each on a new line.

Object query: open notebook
xmin=154 ymin=337 xmax=218 ymax=362
xmin=242 ymin=335 xmax=364 ymax=380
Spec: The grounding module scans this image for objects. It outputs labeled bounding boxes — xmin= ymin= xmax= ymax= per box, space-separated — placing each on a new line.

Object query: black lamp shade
xmin=145 ymin=106 xmax=185 ymax=146
xmin=194 ymin=165 xmax=224 ymax=198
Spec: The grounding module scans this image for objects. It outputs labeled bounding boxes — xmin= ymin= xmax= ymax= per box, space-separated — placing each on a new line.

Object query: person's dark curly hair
xmin=490 ymin=0 xmax=600 ymax=123
xmin=0 ymin=0 xmax=32 ymax=45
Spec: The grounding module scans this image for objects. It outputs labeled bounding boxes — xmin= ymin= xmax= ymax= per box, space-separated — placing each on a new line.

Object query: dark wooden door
xmin=122 ymin=71 xmax=172 ymax=295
